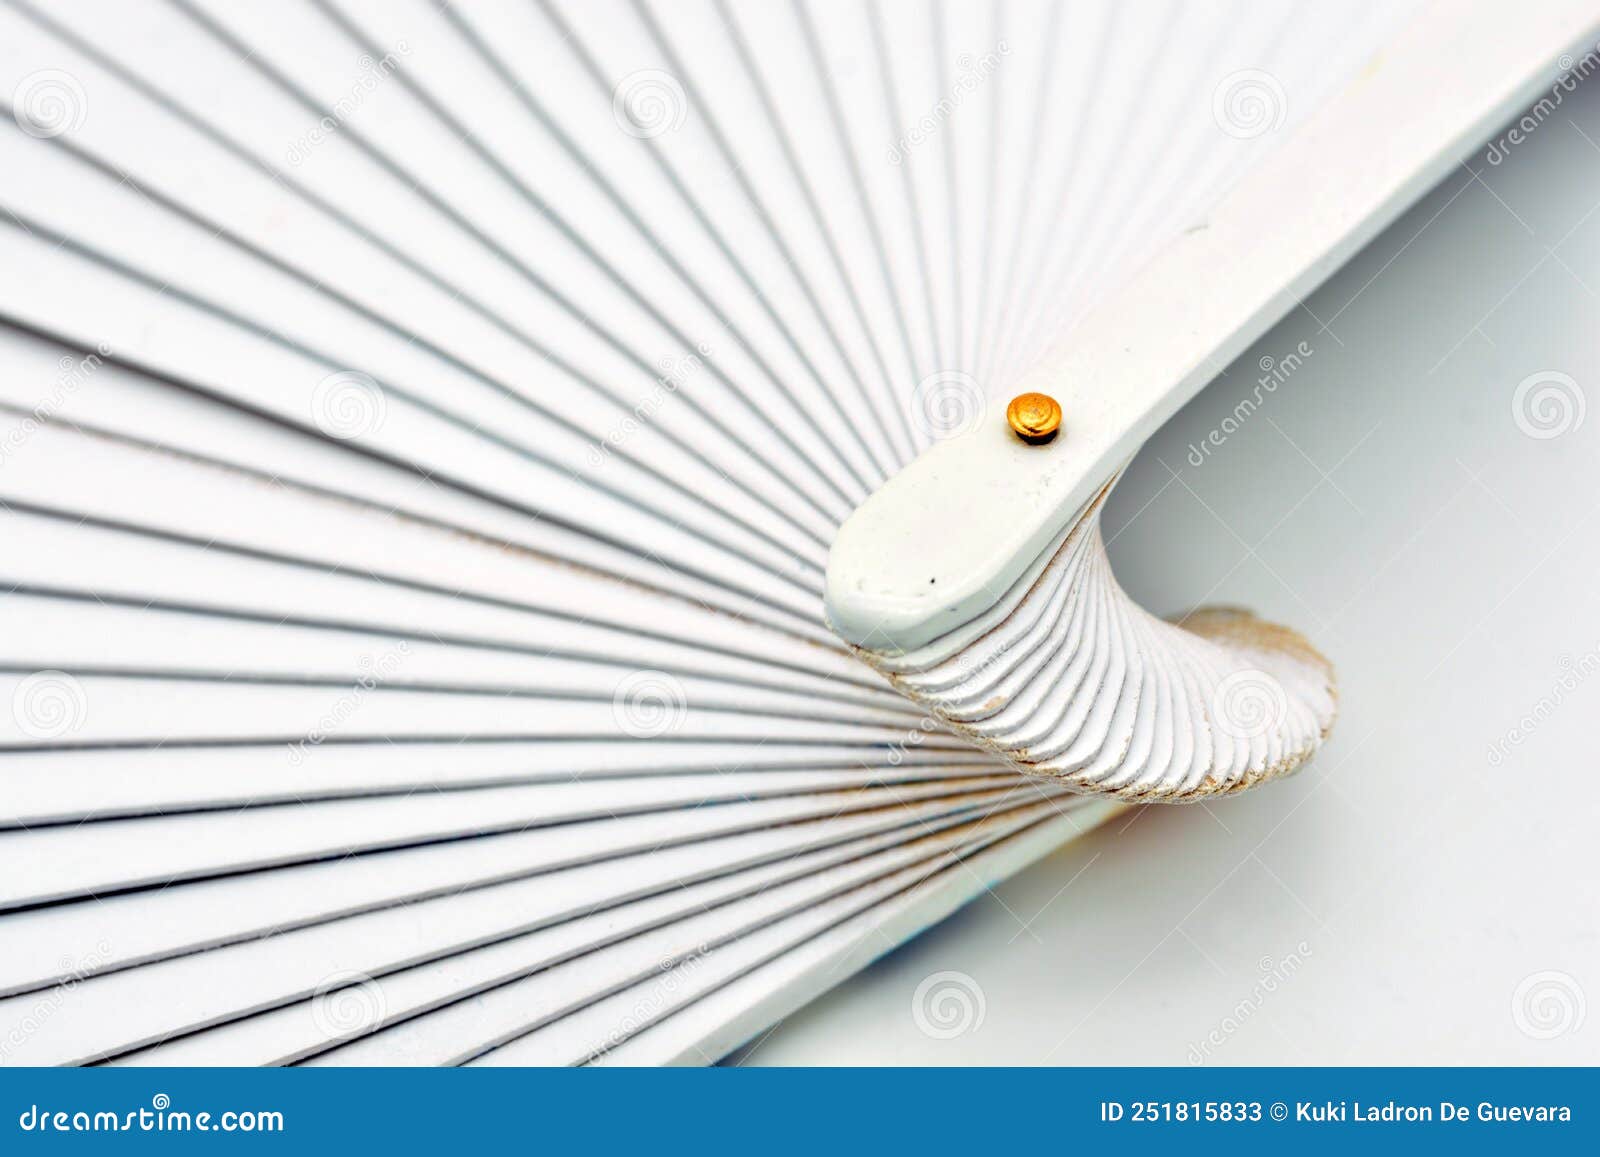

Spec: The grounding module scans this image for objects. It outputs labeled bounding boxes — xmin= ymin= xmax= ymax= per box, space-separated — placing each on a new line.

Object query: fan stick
xmin=341 ymin=801 xmax=1079 ymax=1066
xmin=826 ymin=0 xmax=1600 ymax=798
xmin=594 ymin=801 xmax=1117 ymax=1065
xmin=3 ymin=791 xmax=1088 ymax=1064
xmin=0 ymin=787 xmax=1045 ymax=1000
xmin=114 ymin=813 xmax=997 ymax=1066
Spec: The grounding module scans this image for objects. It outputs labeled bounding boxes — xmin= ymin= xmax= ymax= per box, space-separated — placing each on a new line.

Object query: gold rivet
xmin=1006 ymin=392 xmax=1062 ymax=444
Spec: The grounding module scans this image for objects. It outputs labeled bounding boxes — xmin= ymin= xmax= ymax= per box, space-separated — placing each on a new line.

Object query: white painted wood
xmin=0 ymin=788 xmax=1033 ymax=1001
xmin=828 ymin=0 xmax=1600 ymax=653
xmin=321 ymin=802 xmax=1080 ymax=1066
xmin=2 ymin=794 xmax=1075 ymax=1066
xmin=592 ymin=801 xmax=1120 ymax=1066
xmin=0 ymin=743 xmax=988 ymax=828
xmin=838 ymin=479 xmax=1339 ymax=799
xmin=110 ymin=799 xmax=1077 ymax=1066
xmin=0 ymin=0 xmax=1552 ymax=1064
xmin=825 ymin=0 xmax=1599 ymax=799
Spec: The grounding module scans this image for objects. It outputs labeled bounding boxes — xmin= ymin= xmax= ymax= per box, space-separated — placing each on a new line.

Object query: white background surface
xmin=735 ymin=70 xmax=1600 ymax=1066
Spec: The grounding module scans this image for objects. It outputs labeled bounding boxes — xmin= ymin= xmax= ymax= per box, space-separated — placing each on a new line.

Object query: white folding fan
xmin=0 ymin=0 xmax=1591 ymax=1066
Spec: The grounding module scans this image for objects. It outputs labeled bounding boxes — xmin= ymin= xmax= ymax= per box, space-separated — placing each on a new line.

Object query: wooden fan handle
xmin=826 ymin=0 xmax=1599 ymax=799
